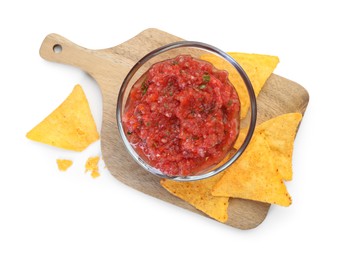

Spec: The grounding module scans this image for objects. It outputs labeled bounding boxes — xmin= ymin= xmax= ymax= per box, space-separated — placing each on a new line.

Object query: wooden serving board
xmin=39 ymin=28 xmax=309 ymax=230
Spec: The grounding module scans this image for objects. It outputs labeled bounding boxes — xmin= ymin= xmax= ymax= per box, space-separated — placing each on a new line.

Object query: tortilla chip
xmin=200 ymin=53 xmax=279 ymax=118
xmin=85 ymin=156 xmax=100 ymax=178
xmin=26 ymin=84 xmax=99 ymax=151
xmin=256 ymin=113 xmax=302 ymax=181
xmin=233 ymin=113 xmax=302 ymax=180
xmin=56 ymin=159 xmax=73 ymax=171
xmin=212 ymin=133 xmax=292 ymax=206
xmin=160 ymin=173 xmax=229 ymax=222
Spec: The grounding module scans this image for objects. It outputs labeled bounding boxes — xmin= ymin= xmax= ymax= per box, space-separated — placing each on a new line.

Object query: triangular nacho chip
xmin=160 ymin=173 xmax=229 ymax=222
xmin=26 ymin=85 xmax=99 ymax=151
xmin=212 ymin=133 xmax=292 ymax=206
xmin=233 ymin=113 xmax=302 ymax=180
xmin=256 ymin=113 xmax=302 ymax=181
xmin=200 ymin=53 xmax=279 ymax=118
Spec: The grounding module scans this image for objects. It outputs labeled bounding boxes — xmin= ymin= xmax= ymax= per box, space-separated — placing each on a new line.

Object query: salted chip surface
xmin=160 ymin=174 xmax=229 ymax=222
xmin=200 ymin=53 xmax=279 ymax=118
xmin=233 ymin=113 xmax=302 ymax=180
xmin=56 ymin=159 xmax=73 ymax=171
xmin=212 ymin=133 xmax=292 ymax=206
xmin=26 ymin=84 xmax=99 ymax=151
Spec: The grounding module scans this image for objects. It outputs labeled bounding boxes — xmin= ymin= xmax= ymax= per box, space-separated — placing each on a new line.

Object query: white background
xmin=1 ymin=0 xmax=338 ymax=259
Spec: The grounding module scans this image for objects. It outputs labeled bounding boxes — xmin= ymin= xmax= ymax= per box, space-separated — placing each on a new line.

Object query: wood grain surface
xmin=39 ymin=28 xmax=309 ymax=230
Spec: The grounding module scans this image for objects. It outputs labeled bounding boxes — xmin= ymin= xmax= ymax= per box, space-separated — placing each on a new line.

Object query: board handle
xmin=39 ymin=34 xmax=101 ymax=75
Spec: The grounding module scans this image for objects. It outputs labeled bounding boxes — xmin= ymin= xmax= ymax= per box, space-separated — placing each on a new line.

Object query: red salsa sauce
xmin=123 ymin=55 xmax=240 ymax=176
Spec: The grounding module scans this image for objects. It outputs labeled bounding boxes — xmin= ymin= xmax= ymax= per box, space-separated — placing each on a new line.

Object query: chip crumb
xmin=91 ymin=170 xmax=100 ymax=179
xmin=85 ymin=156 xmax=100 ymax=178
xmin=56 ymin=159 xmax=73 ymax=171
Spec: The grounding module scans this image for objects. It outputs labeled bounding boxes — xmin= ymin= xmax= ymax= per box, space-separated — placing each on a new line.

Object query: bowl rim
xmin=116 ymin=40 xmax=257 ymax=181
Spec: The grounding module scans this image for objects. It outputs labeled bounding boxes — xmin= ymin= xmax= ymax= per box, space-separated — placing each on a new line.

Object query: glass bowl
xmin=116 ymin=41 xmax=257 ymax=181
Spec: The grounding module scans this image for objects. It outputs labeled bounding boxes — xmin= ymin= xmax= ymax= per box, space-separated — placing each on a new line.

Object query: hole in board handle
xmin=53 ymin=44 xmax=62 ymax=53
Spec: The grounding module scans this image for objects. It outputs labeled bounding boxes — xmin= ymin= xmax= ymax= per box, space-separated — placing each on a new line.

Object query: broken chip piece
xmin=85 ymin=156 xmax=100 ymax=178
xmin=56 ymin=159 xmax=73 ymax=171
